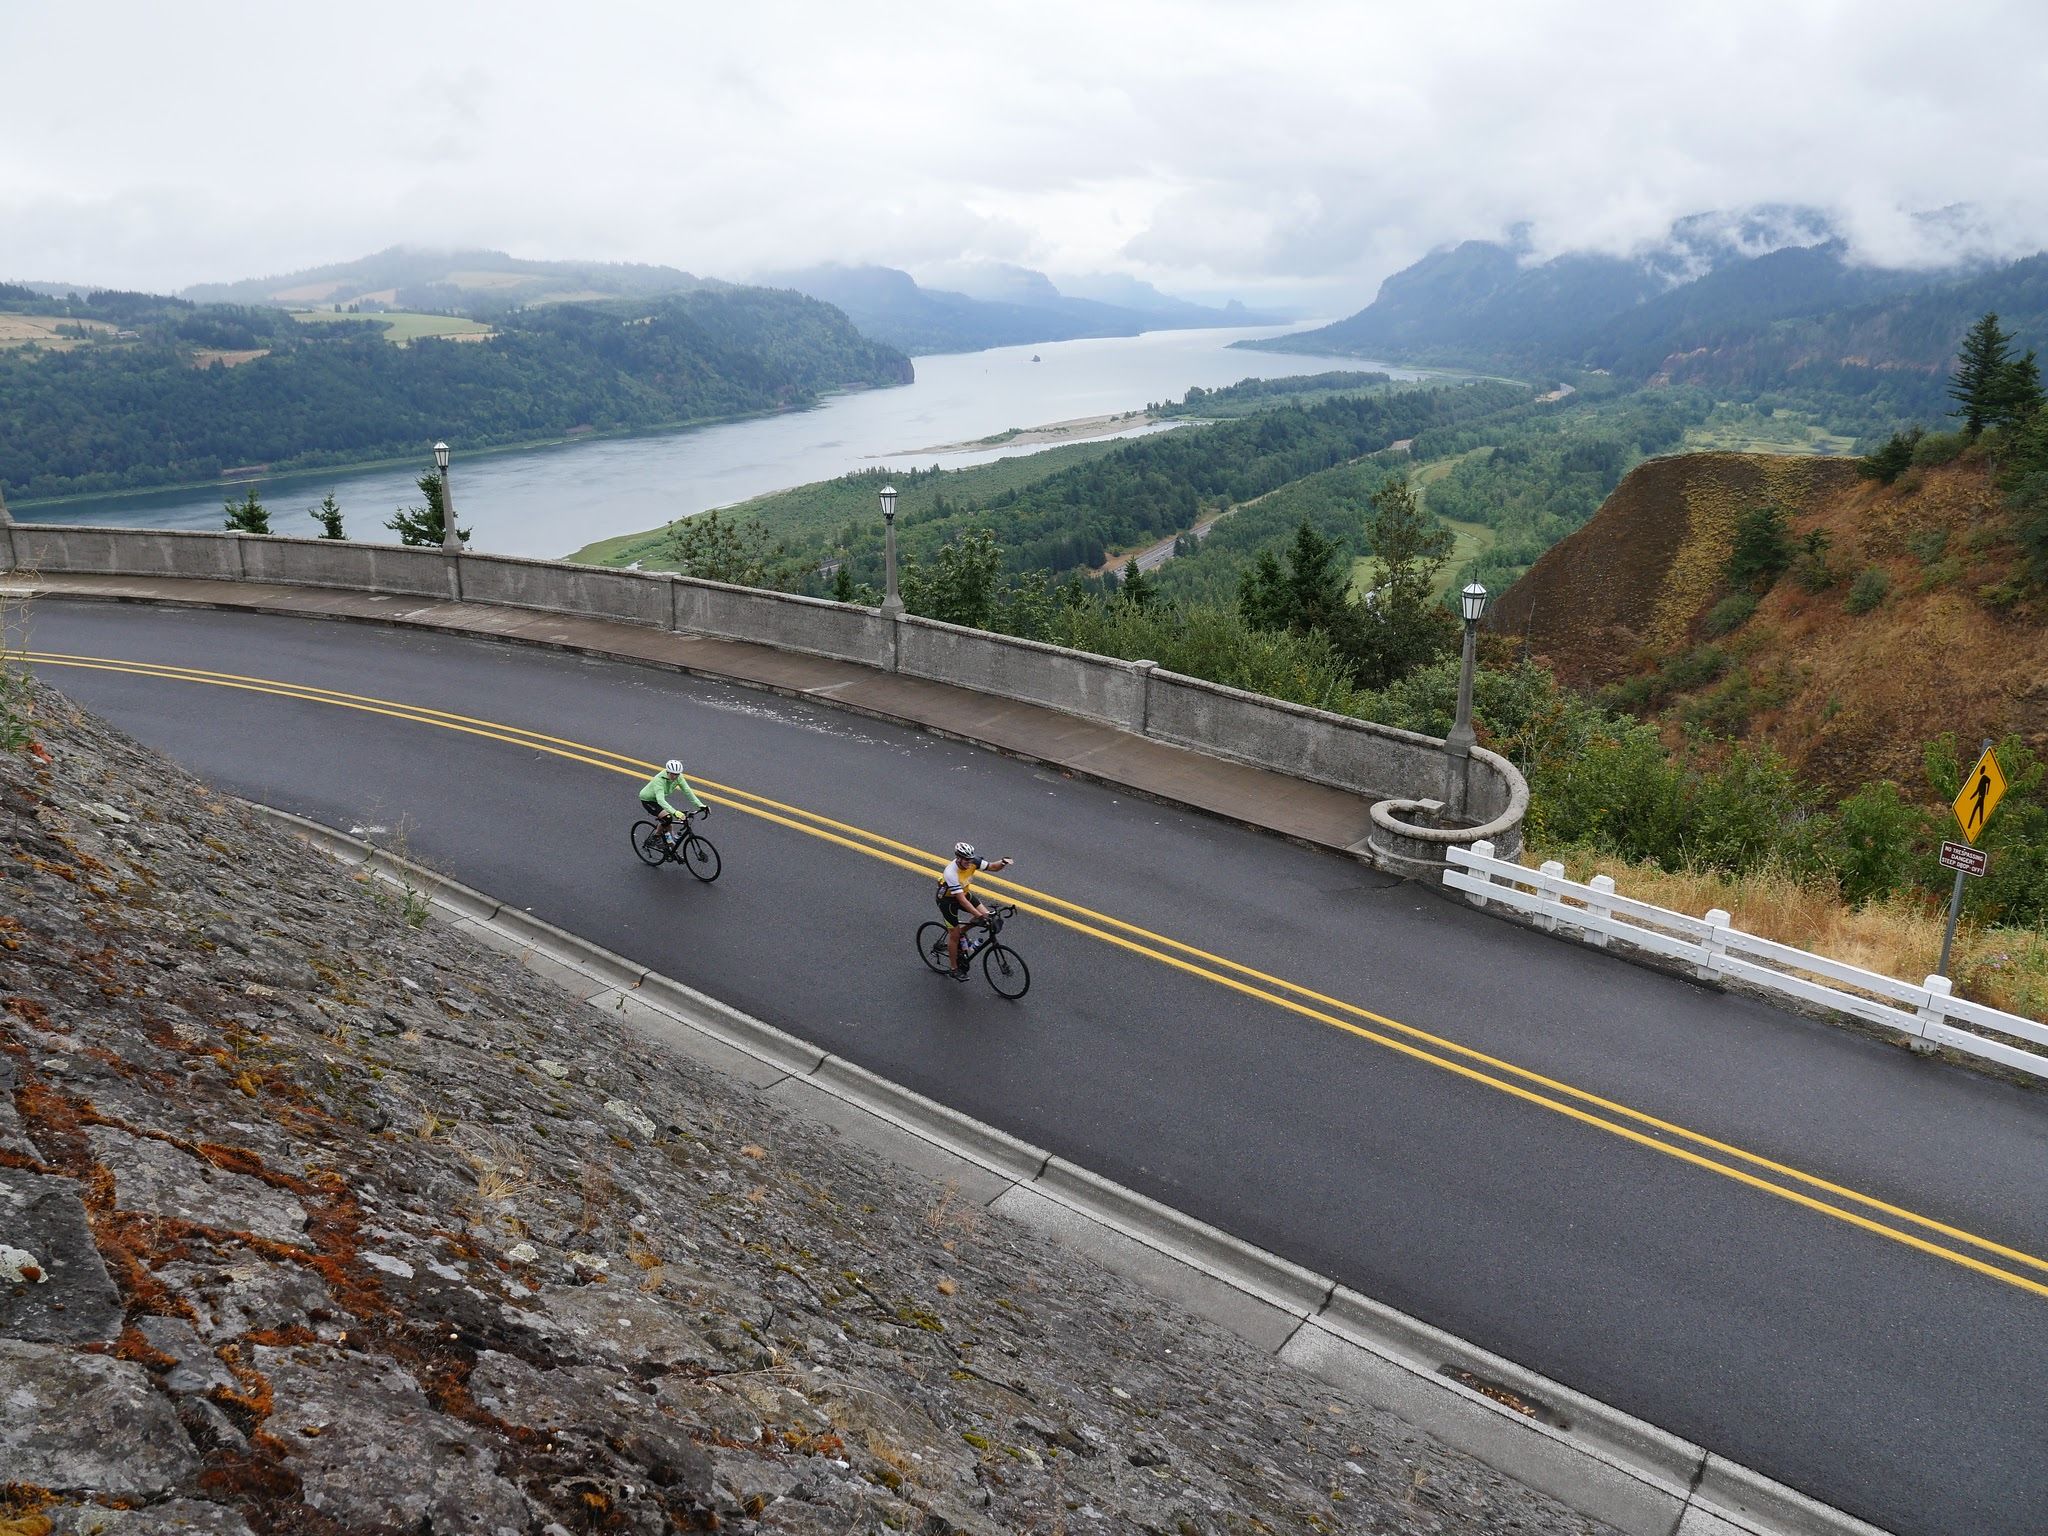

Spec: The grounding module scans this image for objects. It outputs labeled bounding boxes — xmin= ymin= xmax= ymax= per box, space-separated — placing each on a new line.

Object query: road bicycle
xmin=630 ymin=808 xmax=721 ymax=882
xmin=918 ymin=904 xmax=1029 ymax=999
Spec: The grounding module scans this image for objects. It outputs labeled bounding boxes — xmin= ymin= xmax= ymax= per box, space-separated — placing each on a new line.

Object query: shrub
xmin=1793 ymin=549 xmax=1839 ymax=593
xmin=1683 ymin=743 xmax=1819 ymax=876
xmin=1528 ymin=722 xmax=1690 ymax=865
xmin=1858 ymin=427 xmax=1922 ymax=485
xmin=1910 ymin=429 xmax=1969 ymax=468
xmin=1704 ymin=592 xmax=1757 ymax=636
xmin=1844 ymin=568 xmax=1891 ymax=614
xmin=1831 ymin=781 xmax=1932 ymax=905
xmin=1907 ymin=528 xmax=1950 ymax=565
xmin=1594 ymin=645 xmax=1728 ymax=715
xmin=1727 ymin=504 xmax=1793 ymax=591
xmin=1663 ymin=645 xmax=1730 ymax=692
xmin=1051 ymin=599 xmax=1362 ymax=714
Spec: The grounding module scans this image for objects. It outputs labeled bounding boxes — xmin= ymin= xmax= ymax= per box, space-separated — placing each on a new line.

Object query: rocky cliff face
xmin=0 ymin=676 xmax=1610 ymax=1536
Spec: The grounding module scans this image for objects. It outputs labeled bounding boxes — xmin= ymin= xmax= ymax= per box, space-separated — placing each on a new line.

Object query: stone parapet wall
xmin=7 ymin=526 xmax=1526 ymax=866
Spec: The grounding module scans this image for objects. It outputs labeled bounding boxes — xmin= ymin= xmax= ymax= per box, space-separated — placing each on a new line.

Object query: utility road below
xmin=24 ymin=602 xmax=2048 ymax=1536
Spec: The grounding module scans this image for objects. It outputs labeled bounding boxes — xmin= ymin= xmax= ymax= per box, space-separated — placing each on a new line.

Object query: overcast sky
xmin=7 ymin=0 xmax=2047 ymax=310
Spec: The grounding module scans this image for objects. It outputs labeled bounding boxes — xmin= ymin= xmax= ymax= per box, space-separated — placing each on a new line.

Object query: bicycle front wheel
xmin=631 ymin=821 xmax=667 ymax=868
xmin=983 ymin=943 xmax=1030 ymax=999
xmin=916 ymin=922 xmax=953 ymax=974
xmin=682 ymin=833 xmax=721 ymax=882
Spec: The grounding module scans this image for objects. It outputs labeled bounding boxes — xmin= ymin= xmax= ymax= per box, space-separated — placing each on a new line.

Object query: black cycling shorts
xmin=640 ymin=798 xmax=681 ymax=820
xmin=936 ymin=889 xmax=972 ymax=925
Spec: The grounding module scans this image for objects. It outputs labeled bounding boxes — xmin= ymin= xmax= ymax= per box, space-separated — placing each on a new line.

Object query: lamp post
xmin=879 ymin=483 xmax=904 ymax=616
xmin=434 ymin=441 xmax=460 ymax=552
xmin=1443 ymin=580 xmax=1489 ymax=818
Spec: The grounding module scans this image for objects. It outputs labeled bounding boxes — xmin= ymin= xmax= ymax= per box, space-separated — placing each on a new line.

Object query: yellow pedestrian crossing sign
xmin=1952 ymin=746 xmax=2007 ymax=844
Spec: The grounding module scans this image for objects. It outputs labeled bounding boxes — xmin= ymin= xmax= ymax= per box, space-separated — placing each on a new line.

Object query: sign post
xmin=1937 ymin=740 xmax=2006 ymax=978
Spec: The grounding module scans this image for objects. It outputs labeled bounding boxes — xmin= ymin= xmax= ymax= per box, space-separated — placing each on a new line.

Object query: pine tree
xmin=1950 ymin=313 xmax=2016 ymax=437
xmin=309 ymin=493 xmax=345 ymax=539
xmin=1350 ymin=478 xmax=1457 ymax=689
xmin=222 ymin=488 xmax=271 ymax=534
xmin=1236 ymin=520 xmax=1351 ymax=635
xmin=386 ymin=466 xmax=469 ymax=547
xmin=1993 ymin=349 xmax=2046 ymax=431
xmin=1117 ymin=557 xmax=1157 ymax=608
xmin=1858 ymin=427 xmax=1922 ymax=485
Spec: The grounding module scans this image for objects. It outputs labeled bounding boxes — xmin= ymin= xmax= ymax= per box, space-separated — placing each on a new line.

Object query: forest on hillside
xmin=0 ymin=287 xmax=910 ymax=500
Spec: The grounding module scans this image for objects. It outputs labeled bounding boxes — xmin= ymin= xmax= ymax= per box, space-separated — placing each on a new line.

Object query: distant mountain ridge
xmin=763 ymin=262 xmax=1269 ymax=355
xmin=183 ymin=247 xmax=708 ymax=314
xmin=1254 ymin=206 xmax=2048 ymax=420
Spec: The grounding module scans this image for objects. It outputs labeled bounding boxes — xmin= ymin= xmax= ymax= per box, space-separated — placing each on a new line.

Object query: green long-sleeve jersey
xmin=640 ymin=768 xmax=706 ymax=816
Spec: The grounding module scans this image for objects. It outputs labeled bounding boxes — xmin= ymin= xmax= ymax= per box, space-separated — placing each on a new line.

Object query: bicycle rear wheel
xmin=983 ymin=943 xmax=1030 ymax=999
xmin=916 ymin=922 xmax=953 ymax=974
xmin=631 ymin=821 xmax=667 ymax=867
xmin=682 ymin=832 xmax=721 ymax=882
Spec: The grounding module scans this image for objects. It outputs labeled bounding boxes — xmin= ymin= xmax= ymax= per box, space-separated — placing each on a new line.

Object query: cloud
xmin=3 ymin=0 xmax=2046 ymax=301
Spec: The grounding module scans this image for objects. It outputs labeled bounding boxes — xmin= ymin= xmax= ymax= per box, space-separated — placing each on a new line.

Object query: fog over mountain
xmin=6 ymin=0 xmax=2048 ymax=312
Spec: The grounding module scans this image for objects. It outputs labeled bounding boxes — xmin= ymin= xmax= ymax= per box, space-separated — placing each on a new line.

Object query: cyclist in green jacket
xmin=640 ymin=760 xmax=708 ymax=849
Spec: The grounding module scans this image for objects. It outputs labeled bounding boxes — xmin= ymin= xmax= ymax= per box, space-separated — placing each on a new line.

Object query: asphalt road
xmin=25 ymin=601 xmax=2048 ymax=1536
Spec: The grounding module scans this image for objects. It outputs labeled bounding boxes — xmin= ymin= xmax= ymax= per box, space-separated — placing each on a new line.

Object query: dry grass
xmin=923 ymin=1179 xmax=981 ymax=1240
xmin=1541 ymin=848 xmax=2048 ymax=1021
xmin=573 ymin=1162 xmax=617 ymax=1237
xmin=461 ymin=1144 xmax=528 ymax=1204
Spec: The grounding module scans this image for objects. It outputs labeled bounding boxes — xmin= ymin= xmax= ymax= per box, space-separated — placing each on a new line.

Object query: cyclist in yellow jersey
xmin=935 ymin=841 xmax=1013 ymax=980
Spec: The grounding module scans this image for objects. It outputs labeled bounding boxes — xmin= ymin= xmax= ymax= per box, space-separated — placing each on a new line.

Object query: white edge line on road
xmin=248 ymin=801 xmax=1891 ymax=1536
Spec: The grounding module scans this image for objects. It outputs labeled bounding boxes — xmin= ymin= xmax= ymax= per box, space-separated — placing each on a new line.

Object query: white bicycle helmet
xmin=664 ymin=759 xmax=685 ymax=776
xmin=953 ymin=841 xmax=977 ymax=861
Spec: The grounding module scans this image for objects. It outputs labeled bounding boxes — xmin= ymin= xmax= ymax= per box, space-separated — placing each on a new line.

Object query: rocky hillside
xmin=1493 ymin=450 xmax=2047 ymax=791
xmin=0 ymin=676 xmax=1611 ymax=1536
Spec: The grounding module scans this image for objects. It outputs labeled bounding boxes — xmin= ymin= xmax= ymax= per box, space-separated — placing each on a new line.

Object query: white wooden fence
xmin=1446 ymin=841 xmax=2048 ymax=1081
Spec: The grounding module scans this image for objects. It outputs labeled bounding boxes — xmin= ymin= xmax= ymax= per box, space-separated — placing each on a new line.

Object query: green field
xmin=1681 ymin=404 xmax=1858 ymax=456
xmin=1349 ymin=517 xmax=1496 ymax=602
xmin=568 ymin=437 xmax=1130 ymax=566
xmin=289 ymin=309 xmax=492 ymax=344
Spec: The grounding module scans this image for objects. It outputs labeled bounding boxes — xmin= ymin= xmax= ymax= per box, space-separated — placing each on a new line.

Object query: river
xmin=30 ymin=325 xmax=1419 ymax=559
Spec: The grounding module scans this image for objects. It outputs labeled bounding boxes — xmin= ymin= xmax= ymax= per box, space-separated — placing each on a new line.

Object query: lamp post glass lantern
xmin=879 ymin=483 xmax=904 ymax=615
xmin=1460 ymin=580 xmax=1490 ymax=625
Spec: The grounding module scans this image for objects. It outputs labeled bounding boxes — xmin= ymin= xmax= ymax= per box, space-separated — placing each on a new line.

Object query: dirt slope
xmin=1493 ymin=450 xmax=2048 ymax=791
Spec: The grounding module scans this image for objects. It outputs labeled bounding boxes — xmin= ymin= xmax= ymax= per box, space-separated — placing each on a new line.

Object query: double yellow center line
xmin=27 ymin=647 xmax=2048 ymax=1302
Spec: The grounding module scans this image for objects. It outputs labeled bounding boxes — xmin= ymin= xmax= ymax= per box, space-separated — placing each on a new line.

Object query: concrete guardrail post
xmin=230 ymin=531 xmax=250 ymax=580
xmin=887 ymin=611 xmax=903 ymax=674
xmin=1696 ymin=907 xmax=1731 ymax=982
xmin=0 ymin=489 xmax=14 ymax=573
xmin=1129 ymin=659 xmax=1157 ymax=734
xmin=1912 ymin=974 xmax=1952 ymax=1054
xmin=442 ymin=549 xmax=464 ymax=603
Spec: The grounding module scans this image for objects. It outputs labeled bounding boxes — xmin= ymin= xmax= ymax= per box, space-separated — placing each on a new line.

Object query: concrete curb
xmin=251 ymin=802 xmax=1893 ymax=1536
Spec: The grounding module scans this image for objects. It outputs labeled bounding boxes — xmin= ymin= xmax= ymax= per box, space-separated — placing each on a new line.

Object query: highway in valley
xmin=27 ymin=600 xmax=2048 ymax=1536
